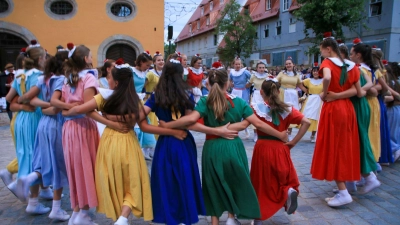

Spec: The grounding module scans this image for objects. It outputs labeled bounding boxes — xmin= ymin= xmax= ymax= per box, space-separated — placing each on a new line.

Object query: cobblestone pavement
xmin=1 ymin=113 xmax=400 ymax=225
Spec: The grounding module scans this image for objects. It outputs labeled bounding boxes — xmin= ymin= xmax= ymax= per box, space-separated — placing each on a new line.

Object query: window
xmin=289 ymin=18 xmax=296 ymax=33
xmin=201 ymin=6 xmax=204 ymax=15
xmin=197 ymin=20 xmax=200 ymax=29
xmin=276 ymin=21 xmax=282 ymax=35
xmin=106 ymin=0 xmax=137 ymax=22
xmin=370 ymin=0 xmax=382 ymax=17
xmin=244 ymin=5 xmax=249 ymax=15
xmin=213 ymin=34 xmax=218 ymax=46
xmin=0 ymin=0 xmax=9 ymax=13
xmin=206 ymin=16 xmax=210 ymax=25
xmin=283 ymin=0 xmax=290 ymax=11
xmin=210 ymin=1 xmax=213 ymax=11
xmin=189 ymin=24 xmax=192 ymax=33
xmin=255 ymin=31 xmax=258 ymax=39
xmin=264 ymin=25 xmax=269 ymax=38
xmin=220 ymin=0 xmax=224 ymax=4
xmin=44 ymin=0 xmax=77 ymax=20
xmin=266 ymin=0 xmax=271 ymax=10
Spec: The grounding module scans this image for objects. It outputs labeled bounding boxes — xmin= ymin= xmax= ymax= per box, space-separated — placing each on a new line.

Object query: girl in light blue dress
xmin=15 ymin=51 xmax=71 ymax=221
xmin=230 ymin=57 xmax=251 ymax=103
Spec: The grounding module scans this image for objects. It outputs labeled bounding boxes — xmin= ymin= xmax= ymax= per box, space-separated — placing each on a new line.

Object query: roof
xmin=244 ymin=0 xmax=280 ymax=23
xmin=175 ymin=0 xmax=227 ymax=43
xmin=288 ymin=0 xmax=300 ymax=12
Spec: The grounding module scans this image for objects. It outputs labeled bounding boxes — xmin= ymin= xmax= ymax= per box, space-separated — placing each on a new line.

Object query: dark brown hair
xmin=15 ymin=54 xmax=25 ymax=70
xmin=64 ymin=45 xmax=91 ymax=87
xmin=339 ymin=45 xmax=349 ymax=59
xmin=351 ymin=43 xmax=376 ymax=70
xmin=386 ymin=62 xmax=400 ymax=106
xmin=24 ymin=46 xmax=45 ymax=70
xmin=207 ymin=69 xmax=229 ymax=121
xmin=135 ymin=52 xmax=152 ymax=67
xmin=44 ymin=51 xmax=69 ymax=80
xmin=190 ymin=56 xmax=202 ymax=67
xmin=101 ymin=59 xmax=115 ymax=78
xmin=102 ymin=67 xmax=141 ymax=123
xmin=320 ymin=38 xmax=345 ymax=63
xmin=154 ymin=61 xmax=193 ymax=113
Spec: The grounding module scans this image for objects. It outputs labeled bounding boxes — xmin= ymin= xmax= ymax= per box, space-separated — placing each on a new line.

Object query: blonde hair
xmin=24 ymin=47 xmax=45 ymax=70
xmin=372 ymin=49 xmax=384 ymax=71
xmin=207 ymin=69 xmax=229 ymax=121
xmin=261 ymin=80 xmax=290 ymax=115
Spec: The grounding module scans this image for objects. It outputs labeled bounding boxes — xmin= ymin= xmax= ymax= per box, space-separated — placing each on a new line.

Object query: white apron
xmin=251 ymin=90 xmax=264 ymax=104
xmin=303 ymin=94 xmax=322 ymax=120
xmin=283 ymin=88 xmax=299 ymax=110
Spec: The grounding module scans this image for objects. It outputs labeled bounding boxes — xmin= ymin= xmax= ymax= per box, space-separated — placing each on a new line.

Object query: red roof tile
xmin=288 ymin=0 xmax=300 ymax=12
xmin=245 ymin=0 xmax=280 ymax=22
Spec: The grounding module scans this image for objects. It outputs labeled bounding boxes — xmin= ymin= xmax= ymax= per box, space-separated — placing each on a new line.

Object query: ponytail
xmin=63 ymin=45 xmax=90 ymax=87
xmin=207 ymin=69 xmax=229 ymax=121
xmin=261 ymin=80 xmax=290 ymax=116
xmin=23 ymin=47 xmax=45 ymax=70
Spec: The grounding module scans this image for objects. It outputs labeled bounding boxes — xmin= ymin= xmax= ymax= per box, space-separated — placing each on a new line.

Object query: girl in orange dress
xmin=310 ymin=33 xmax=361 ymax=207
xmin=250 ymin=78 xmax=310 ymax=224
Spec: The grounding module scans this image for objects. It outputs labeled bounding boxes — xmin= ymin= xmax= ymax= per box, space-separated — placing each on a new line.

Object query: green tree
xmin=215 ymin=0 xmax=257 ymax=63
xmin=294 ymin=0 xmax=366 ymax=55
xmin=164 ymin=42 xmax=176 ymax=58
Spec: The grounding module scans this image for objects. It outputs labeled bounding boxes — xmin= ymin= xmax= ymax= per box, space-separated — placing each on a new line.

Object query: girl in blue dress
xmin=144 ymin=59 xmax=206 ymax=225
xmin=15 ymin=51 xmax=71 ymax=221
xmin=5 ymin=41 xmax=46 ymax=207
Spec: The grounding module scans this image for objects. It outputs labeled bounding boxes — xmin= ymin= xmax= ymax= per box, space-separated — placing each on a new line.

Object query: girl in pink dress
xmin=51 ymin=43 xmax=100 ymax=225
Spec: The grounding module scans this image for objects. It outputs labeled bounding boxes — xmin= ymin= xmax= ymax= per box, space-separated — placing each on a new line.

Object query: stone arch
xmin=97 ymin=34 xmax=143 ymax=66
xmin=0 ymin=20 xmax=37 ymax=43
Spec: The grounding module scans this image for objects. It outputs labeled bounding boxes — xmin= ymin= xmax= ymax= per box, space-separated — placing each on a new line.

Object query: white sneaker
xmin=226 ymin=218 xmax=236 ymax=225
xmin=74 ymin=212 xmax=98 ymax=225
xmin=327 ymin=193 xmax=353 ymax=207
xmin=7 ymin=181 xmax=24 ymax=202
xmin=0 ymin=169 xmax=13 ymax=186
xmin=15 ymin=176 xmax=30 ymax=202
xmin=26 ymin=203 xmax=51 ymax=214
xmin=356 ymin=177 xmax=365 ymax=187
xmin=358 ymin=173 xmax=381 ymax=194
xmin=376 ymin=163 xmax=382 ymax=173
xmin=39 ymin=188 xmax=54 ymax=200
xmin=49 ymin=208 xmax=70 ymax=221
xmin=114 ymin=216 xmax=129 ymax=225
xmin=311 ymin=138 xmax=316 ymax=143
xmin=286 ymin=188 xmax=298 ymax=214
xmin=253 ymin=220 xmax=263 ymax=225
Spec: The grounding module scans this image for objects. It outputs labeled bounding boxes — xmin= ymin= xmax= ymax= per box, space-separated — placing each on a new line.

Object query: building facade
xmin=0 ymin=0 xmax=164 ymax=69
xmin=247 ymin=0 xmax=400 ymax=67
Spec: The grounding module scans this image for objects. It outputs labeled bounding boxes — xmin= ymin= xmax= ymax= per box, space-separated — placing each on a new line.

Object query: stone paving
xmin=0 ymin=112 xmax=400 ymax=225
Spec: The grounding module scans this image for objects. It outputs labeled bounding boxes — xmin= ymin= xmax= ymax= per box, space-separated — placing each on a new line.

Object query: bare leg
xmin=121 ymin=205 xmax=131 ymax=219
xmin=211 ymin=216 xmax=219 ymax=225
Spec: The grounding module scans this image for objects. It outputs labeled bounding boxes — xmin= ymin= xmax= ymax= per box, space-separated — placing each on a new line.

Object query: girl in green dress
xmin=159 ymin=69 xmax=288 ymax=225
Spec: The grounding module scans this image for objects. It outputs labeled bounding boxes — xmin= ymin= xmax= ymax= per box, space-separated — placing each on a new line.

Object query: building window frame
xmin=283 ymin=0 xmax=290 ymax=12
xmin=266 ymin=0 xmax=271 ymax=10
xmin=201 ymin=6 xmax=204 ymax=15
xmin=189 ymin=23 xmax=192 ymax=33
xmin=213 ymin=34 xmax=218 ymax=46
xmin=44 ymin=0 xmax=77 ymax=20
xmin=0 ymin=0 xmax=13 ymax=18
xmin=210 ymin=1 xmax=213 ymax=11
xmin=369 ymin=0 xmax=382 ymax=17
xmin=276 ymin=21 xmax=282 ymax=35
xmin=264 ymin=25 xmax=269 ymax=38
xmin=197 ymin=20 xmax=200 ymax=29
xmin=106 ymin=0 xmax=137 ymax=22
xmin=206 ymin=16 xmax=210 ymax=26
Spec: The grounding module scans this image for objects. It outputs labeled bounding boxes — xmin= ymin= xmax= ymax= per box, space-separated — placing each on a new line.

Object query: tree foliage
xmin=164 ymin=42 xmax=177 ymax=59
xmin=215 ymin=0 xmax=257 ymax=63
xmin=294 ymin=0 xmax=366 ymax=55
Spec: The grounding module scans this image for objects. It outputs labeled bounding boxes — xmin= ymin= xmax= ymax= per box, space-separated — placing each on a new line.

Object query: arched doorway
xmin=106 ymin=44 xmax=136 ymax=66
xmin=0 ymin=32 xmax=28 ymax=69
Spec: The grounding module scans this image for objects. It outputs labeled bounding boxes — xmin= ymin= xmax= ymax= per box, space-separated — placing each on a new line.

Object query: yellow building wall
xmin=1 ymin=0 xmax=164 ymax=66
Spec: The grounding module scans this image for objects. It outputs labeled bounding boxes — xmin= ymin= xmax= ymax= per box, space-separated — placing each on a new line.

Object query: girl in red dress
xmin=250 ymin=78 xmax=310 ymax=224
xmin=310 ymin=33 xmax=361 ymax=207
xmin=187 ymin=54 xmax=204 ymax=103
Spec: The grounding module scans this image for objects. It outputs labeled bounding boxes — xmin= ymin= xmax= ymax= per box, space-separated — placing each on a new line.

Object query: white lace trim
xmin=98 ymin=88 xmax=114 ymax=100
xmin=15 ymin=69 xmax=41 ymax=84
xmin=131 ymin=67 xmax=146 ymax=79
xmin=230 ymin=68 xmax=247 ymax=77
xmin=309 ymin=78 xmax=323 ymax=85
xmin=183 ymin=68 xmax=189 ymax=75
xmin=359 ymin=62 xmax=371 ymax=71
xmin=285 ymin=71 xmax=295 ymax=77
xmin=189 ymin=67 xmax=203 ymax=75
xmin=149 ymin=69 xmax=162 ymax=77
xmin=251 ymin=102 xmax=291 ymax=122
xmin=326 ymin=58 xmax=356 ymax=71
xmin=254 ymin=72 xmax=267 ymax=79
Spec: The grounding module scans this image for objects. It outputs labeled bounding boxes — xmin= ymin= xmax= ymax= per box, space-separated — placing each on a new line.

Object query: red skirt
xmin=250 ymin=139 xmax=299 ymax=220
xmin=310 ymin=99 xmax=360 ymax=181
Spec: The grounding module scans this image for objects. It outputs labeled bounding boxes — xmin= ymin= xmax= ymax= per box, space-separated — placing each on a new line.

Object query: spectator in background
xmin=0 ymin=63 xmax=15 ymax=120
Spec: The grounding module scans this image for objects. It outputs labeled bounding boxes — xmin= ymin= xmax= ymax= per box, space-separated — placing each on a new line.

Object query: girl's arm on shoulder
xmin=18 ymin=86 xmax=40 ymax=104
xmin=245 ymin=114 xmax=287 ymax=141
xmin=160 ymin=110 xmax=201 ymax=129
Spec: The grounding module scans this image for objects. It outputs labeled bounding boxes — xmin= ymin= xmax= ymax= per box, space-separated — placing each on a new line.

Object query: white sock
xmin=28 ymin=197 xmax=39 ymax=207
xmin=52 ymin=200 xmax=61 ymax=212
xmin=339 ymin=189 xmax=349 ymax=196
xmin=70 ymin=211 xmax=79 ymax=220
xmin=26 ymin=172 xmax=39 ymax=184
xmin=366 ymin=172 xmax=377 ymax=181
xmin=79 ymin=209 xmax=88 ymax=216
xmin=116 ymin=216 xmax=128 ymax=223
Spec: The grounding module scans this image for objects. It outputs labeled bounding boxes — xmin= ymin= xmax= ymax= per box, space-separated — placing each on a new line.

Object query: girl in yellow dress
xmin=63 ymin=66 xmax=187 ymax=225
xmin=301 ymin=63 xmax=323 ymax=142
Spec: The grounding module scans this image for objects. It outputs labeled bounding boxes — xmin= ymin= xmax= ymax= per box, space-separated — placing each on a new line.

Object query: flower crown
xmin=266 ymin=75 xmax=279 ymax=83
xmin=67 ymin=43 xmax=76 ymax=58
xmin=144 ymin=50 xmax=151 ymax=56
xmin=154 ymin=51 xmax=162 ymax=56
xmin=382 ymin=60 xmax=388 ymax=66
xmin=323 ymin=32 xmax=335 ymax=40
xmin=235 ymin=56 xmax=240 ymax=60
xmin=175 ymin=51 xmax=181 ymax=57
xmin=353 ymin=38 xmax=362 ymax=46
xmin=20 ymin=47 xmax=26 ymax=54
xmin=313 ymin=62 xmax=319 ymax=67
xmin=115 ymin=58 xmax=130 ymax=69
xmin=372 ymin=45 xmax=381 ymax=51
xmin=169 ymin=59 xmax=180 ymax=64
xmin=212 ymin=61 xmax=224 ymax=70
xmin=336 ymin=39 xmax=345 ymax=46
xmin=287 ymin=56 xmax=292 ymax=60
xmin=28 ymin=40 xmax=41 ymax=48
xmin=194 ymin=53 xmax=200 ymax=58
